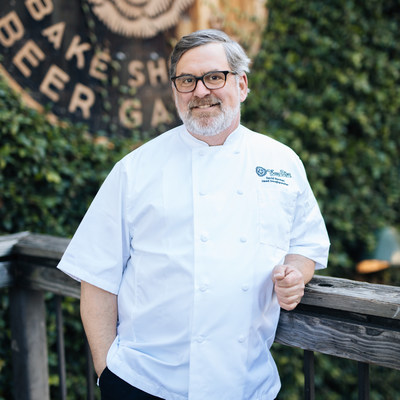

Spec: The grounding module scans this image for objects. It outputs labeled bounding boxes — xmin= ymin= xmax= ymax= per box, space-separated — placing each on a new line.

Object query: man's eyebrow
xmin=175 ymin=69 xmax=221 ymax=76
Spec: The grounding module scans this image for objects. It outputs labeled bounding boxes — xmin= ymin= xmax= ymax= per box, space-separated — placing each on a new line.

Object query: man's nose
xmin=193 ymin=79 xmax=212 ymax=97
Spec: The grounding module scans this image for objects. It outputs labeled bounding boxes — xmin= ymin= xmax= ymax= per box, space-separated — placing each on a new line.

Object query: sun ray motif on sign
xmin=88 ymin=0 xmax=195 ymax=38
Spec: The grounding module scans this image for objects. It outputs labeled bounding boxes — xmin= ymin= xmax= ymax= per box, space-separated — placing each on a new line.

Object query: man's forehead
xmin=176 ymin=43 xmax=229 ymax=75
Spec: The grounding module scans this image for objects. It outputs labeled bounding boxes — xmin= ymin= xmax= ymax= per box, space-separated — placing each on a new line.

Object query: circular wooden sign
xmin=0 ymin=0 xmax=194 ymax=137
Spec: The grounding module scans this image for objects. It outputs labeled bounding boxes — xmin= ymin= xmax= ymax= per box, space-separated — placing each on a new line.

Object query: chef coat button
xmin=240 ymin=237 xmax=247 ymax=243
xmin=199 ymin=283 xmax=208 ymax=292
xmin=200 ymin=234 xmax=209 ymax=242
xmin=234 ymin=150 xmax=240 ymax=155
xmin=241 ymin=284 xmax=249 ymax=292
xmin=199 ymin=150 xmax=205 ymax=156
xmin=199 ymin=191 xmax=206 ymax=196
xmin=237 ymin=189 xmax=244 ymax=195
xmin=238 ymin=335 xmax=246 ymax=343
xmin=196 ymin=336 xmax=205 ymax=343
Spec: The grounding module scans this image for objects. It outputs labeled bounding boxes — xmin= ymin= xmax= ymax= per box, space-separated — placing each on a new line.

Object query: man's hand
xmin=272 ymin=254 xmax=316 ymax=311
xmin=272 ymin=264 xmax=305 ymax=311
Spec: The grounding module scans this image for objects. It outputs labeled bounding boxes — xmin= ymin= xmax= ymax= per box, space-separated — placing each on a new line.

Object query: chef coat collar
xmin=179 ymin=124 xmax=245 ymax=152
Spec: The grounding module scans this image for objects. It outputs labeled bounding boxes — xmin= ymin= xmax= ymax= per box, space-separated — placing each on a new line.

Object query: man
xmin=58 ymin=29 xmax=329 ymax=400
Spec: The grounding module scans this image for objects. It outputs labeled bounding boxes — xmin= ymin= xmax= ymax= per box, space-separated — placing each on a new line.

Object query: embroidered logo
xmin=256 ymin=166 xmax=267 ymax=177
xmin=256 ymin=167 xmax=292 ymax=186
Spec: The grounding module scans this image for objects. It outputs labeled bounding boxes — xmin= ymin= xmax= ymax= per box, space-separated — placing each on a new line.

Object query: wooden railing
xmin=1 ymin=232 xmax=400 ymax=400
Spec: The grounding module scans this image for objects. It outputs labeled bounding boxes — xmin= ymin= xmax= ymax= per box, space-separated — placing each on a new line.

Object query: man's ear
xmin=239 ymin=73 xmax=249 ymax=102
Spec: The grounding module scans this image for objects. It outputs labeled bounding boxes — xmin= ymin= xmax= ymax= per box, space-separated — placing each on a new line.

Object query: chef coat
xmin=58 ymin=124 xmax=330 ymax=400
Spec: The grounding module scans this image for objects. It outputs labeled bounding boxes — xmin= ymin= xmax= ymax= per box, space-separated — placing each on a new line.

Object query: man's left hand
xmin=272 ymin=264 xmax=305 ymax=311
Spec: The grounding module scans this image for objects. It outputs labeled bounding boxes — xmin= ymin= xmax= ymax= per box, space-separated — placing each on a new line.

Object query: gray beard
xmin=178 ymin=103 xmax=240 ymax=137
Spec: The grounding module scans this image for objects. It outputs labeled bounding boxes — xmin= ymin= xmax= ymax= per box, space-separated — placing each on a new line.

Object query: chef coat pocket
xmin=258 ymin=187 xmax=297 ymax=251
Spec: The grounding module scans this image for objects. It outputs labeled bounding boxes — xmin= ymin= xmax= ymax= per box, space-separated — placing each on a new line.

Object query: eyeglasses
xmin=171 ymin=70 xmax=237 ymax=93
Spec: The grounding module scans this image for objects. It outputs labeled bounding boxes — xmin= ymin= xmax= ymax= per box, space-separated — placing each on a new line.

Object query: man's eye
xmin=181 ymin=77 xmax=194 ymax=85
xmin=208 ymin=74 xmax=223 ymax=81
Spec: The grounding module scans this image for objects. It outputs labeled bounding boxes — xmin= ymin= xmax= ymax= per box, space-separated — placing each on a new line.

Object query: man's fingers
xmin=274 ymin=266 xmax=304 ymax=288
xmin=272 ymin=265 xmax=287 ymax=282
xmin=277 ymin=293 xmax=303 ymax=311
xmin=279 ymin=300 xmax=299 ymax=311
xmin=273 ymin=272 xmax=285 ymax=282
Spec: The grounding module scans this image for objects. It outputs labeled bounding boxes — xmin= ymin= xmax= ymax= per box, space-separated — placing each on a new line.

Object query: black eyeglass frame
xmin=171 ymin=70 xmax=237 ymax=93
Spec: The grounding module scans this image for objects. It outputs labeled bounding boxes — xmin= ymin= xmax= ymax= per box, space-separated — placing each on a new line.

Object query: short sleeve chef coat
xmin=58 ymin=124 xmax=330 ymax=400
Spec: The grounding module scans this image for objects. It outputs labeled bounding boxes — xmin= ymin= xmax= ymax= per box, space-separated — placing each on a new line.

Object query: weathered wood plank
xmin=275 ymin=307 xmax=400 ymax=370
xmin=15 ymin=261 xmax=80 ymax=299
xmin=304 ymin=276 xmax=400 ymax=320
xmin=0 ymin=231 xmax=29 ymax=257
xmin=13 ymin=233 xmax=70 ymax=260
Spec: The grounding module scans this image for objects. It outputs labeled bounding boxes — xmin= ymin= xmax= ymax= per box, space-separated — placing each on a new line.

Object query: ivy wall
xmin=242 ymin=1 xmax=400 ymax=398
xmin=242 ymin=0 xmax=400 ymax=278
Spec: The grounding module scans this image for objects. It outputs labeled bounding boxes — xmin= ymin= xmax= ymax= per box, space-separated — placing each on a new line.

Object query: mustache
xmin=188 ymin=96 xmax=221 ymax=109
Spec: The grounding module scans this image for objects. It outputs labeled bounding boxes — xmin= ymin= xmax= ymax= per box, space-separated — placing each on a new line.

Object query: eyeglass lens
xmin=175 ymin=71 xmax=228 ymax=93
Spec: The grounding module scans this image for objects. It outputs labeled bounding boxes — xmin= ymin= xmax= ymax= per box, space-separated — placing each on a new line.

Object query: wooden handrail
xmin=1 ymin=232 xmax=400 ymax=399
xmin=276 ymin=276 xmax=400 ymax=370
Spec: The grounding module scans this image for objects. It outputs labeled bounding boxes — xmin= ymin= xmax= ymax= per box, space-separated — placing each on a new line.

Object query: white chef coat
xmin=58 ymin=124 xmax=329 ymax=400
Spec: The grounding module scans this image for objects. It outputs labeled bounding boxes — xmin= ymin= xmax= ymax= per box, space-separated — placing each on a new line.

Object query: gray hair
xmin=169 ymin=29 xmax=251 ymax=78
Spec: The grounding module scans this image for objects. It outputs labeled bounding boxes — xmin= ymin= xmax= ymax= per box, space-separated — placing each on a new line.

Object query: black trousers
xmin=99 ymin=367 xmax=164 ymax=400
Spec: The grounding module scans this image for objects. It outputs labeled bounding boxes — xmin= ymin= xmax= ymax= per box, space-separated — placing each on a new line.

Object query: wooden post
xmin=10 ymin=286 xmax=50 ymax=400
